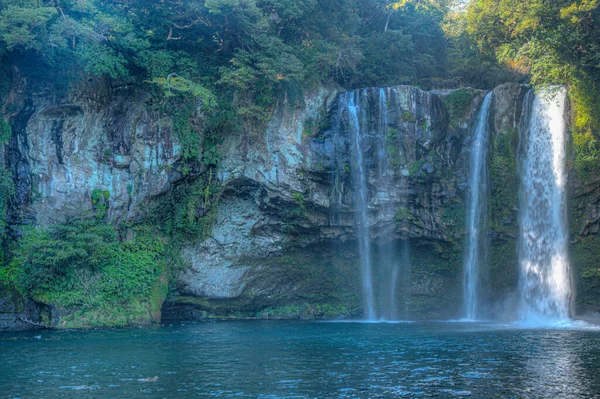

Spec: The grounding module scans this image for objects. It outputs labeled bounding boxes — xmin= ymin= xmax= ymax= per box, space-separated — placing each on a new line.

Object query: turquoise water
xmin=2 ymin=321 xmax=600 ymax=398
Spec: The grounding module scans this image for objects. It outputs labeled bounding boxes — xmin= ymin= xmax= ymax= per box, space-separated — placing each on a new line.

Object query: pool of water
xmin=2 ymin=321 xmax=600 ymax=398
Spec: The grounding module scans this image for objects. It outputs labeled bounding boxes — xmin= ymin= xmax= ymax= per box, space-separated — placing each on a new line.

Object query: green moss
xmin=571 ymin=235 xmax=600 ymax=309
xmin=489 ymin=129 xmax=518 ymax=232
xmin=0 ymin=114 xmax=13 ymax=260
xmin=291 ymin=192 xmax=307 ymax=218
xmin=258 ymin=303 xmax=351 ymax=319
xmin=259 ymin=304 xmax=305 ymax=318
xmin=402 ymin=111 xmax=416 ymax=123
xmin=443 ymin=89 xmax=476 ymax=122
xmin=442 ymin=200 xmax=466 ymax=241
xmin=313 ymin=303 xmax=351 ymax=318
xmin=172 ymin=98 xmax=201 ymax=162
xmin=488 ymin=239 xmax=518 ymax=295
xmin=386 ymin=127 xmax=399 ymax=142
xmin=0 ymin=165 xmax=13 ymax=255
xmin=385 ymin=128 xmax=404 ymax=166
xmin=172 ymin=243 xmax=363 ymax=319
xmin=408 ymin=240 xmax=463 ymax=317
xmin=0 ymin=118 xmax=11 ymax=144
xmin=408 ymin=159 xmax=424 ymax=176
xmin=302 ymin=109 xmax=328 ymax=139
xmin=91 ymin=189 xmax=111 ymax=220
xmin=395 ymin=207 xmax=414 ymax=224
xmin=565 ymin=171 xmax=600 ymax=311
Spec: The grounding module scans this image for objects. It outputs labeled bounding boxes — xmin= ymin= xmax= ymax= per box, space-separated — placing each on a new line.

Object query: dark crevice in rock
xmin=7 ymin=99 xmax=35 ymax=226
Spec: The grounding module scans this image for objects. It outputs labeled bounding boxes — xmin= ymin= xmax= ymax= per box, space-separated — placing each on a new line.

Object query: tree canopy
xmin=0 ymin=1 xmax=476 ymax=116
xmin=464 ymin=0 xmax=600 ymax=176
xmin=0 ymin=1 xmax=598 ymax=138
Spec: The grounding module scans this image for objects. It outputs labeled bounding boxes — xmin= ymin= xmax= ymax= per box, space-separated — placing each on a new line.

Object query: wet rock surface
xmin=5 ymin=76 xmax=583 ymax=325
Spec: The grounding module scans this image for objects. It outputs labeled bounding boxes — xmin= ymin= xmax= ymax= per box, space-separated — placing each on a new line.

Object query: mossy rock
xmin=571 ymin=235 xmax=600 ymax=311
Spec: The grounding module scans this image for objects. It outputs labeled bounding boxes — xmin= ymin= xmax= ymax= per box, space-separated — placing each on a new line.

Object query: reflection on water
xmin=1 ymin=321 xmax=600 ymax=398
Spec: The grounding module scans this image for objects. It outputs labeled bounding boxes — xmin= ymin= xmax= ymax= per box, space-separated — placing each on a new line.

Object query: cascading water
xmin=338 ymin=88 xmax=415 ymax=321
xmin=340 ymin=90 xmax=376 ymax=320
xmin=463 ymin=92 xmax=492 ymax=320
xmin=376 ymin=88 xmax=403 ymax=320
xmin=518 ymin=87 xmax=572 ymax=324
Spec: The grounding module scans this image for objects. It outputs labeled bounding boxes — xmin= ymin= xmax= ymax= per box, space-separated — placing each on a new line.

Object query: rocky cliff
xmin=1 ymin=71 xmax=597 ymax=329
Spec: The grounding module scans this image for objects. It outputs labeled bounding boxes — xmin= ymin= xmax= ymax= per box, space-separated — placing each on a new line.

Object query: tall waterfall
xmin=463 ymin=92 xmax=492 ymax=320
xmin=337 ymin=88 xmax=417 ymax=321
xmin=518 ymin=88 xmax=572 ymax=323
xmin=341 ymin=91 xmax=376 ymax=320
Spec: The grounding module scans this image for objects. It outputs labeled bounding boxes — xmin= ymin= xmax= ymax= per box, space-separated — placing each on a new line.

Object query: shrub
xmin=0 ymin=220 xmax=169 ymax=326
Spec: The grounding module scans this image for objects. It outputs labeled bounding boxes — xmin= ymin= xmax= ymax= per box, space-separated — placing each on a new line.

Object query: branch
xmin=17 ymin=317 xmax=46 ymax=328
xmin=172 ymin=15 xmax=210 ymax=29
xmin=166 ymin=26 xmax=181 ymax=41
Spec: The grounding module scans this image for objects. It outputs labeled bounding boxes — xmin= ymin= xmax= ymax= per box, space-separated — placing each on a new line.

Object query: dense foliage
xmin=0 ymin=1 xmax=510 ymax=130
xmin=464 ymin=0 xmax=600 ymax=177
xmin=0 ymin=220 xmax=172 ymax=326
xmin=1 ymin=0 xmax=596 ymax=146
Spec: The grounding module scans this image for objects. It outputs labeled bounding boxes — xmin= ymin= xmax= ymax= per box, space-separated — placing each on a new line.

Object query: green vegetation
xmin=442 ymin=200 xmax=466 ymax=241
xmin=487 ymin=239 xmax=518 ymax=297
xmin=408 ymin=240 xmax=462 ymax=317
xmin=402 ymin=111 xmax=417 ymax=123
xmin=395 ymin=207 xmax=415 ymax=225
xmin=91 ymin=189 xmax=111 ymax=220
xmin=0 ymin=220 xmax=172 ymax=327
xmin=465 ymin=0 xmax=600 ymax=179
xmin=303 ymin=110 xmax=328 ymax=139
xmin=569 ymin=192 xmax=600 ymax=311
xmin=570 ymin=76 xmax=600 ymax=180
xmin=259 ymin=303 xmax=351 ymax=319
xmin=0 ymin=0 xmax=519 ymax=133
xmin=144 ymin=172 xmax=221 ymax=246
xmin=571 ymin=234 xmax=600 ymax=309
xmin=408 ymin=159 xmax=425 ymax=176
xmin=443 ymin=89 xmax=476 ymax=122
xmin=0 ymin=116 xmax=12 ymax=263
xmin=489 ymin=130 xmax=518 ymax=232
xmin=291 ymin=192 xmax=307 ymax=219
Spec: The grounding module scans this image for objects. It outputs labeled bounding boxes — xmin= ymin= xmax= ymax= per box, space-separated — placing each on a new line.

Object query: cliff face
xmin=4 ymin=74 xmax=191 ymax=228
xmin=2 ymin=73 xmax=595 ymax=329
xmin=569 ymin=155 xmax=600 ymax=317
xmin=170 ymin=85 xmax=489 ymax=320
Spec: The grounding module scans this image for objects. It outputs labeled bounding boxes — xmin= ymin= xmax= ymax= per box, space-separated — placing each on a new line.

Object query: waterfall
xmin=341 ymin=91 xmax=376 ymax=320
xmin=518 ymin=88 xmax=572 ymax=323
xmin=376 ymin=88 xmax=402 ymax=320
xmin=337 ymin=87 xmax=420 ymax=321
xmin=378 ymin=88 xmax=390 ymax=175
xmin=463 ymin=92 xmax=492 ymax=320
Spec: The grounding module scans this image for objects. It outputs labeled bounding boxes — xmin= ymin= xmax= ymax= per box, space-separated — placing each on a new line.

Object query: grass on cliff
xmin=0 ymin=220 xmax=175 ymax=327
